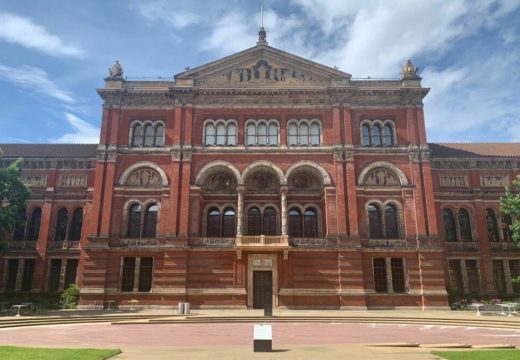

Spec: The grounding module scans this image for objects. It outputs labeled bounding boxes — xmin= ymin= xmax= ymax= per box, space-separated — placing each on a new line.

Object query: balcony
xmin=362 ymin=239 xmax=408 ymax=248
xmin=48 ymin=241 xmax=80 ymax=250
xmin=7 ymin=241 xmax=37 ymax=250
xmin=236 ymin=235 xmax=289 ymax=249
xmin=292 ymin=238 xmax=328 ymax=246
xmin=446 ymin=241 xmax=480 ymax=252
xmin=202 ymin=238 xmax=235 ymax=247
xmin=489 ymin=241 xmax=520 ymax=251
xmin=118 ymin=238 xmax=157 ymax=248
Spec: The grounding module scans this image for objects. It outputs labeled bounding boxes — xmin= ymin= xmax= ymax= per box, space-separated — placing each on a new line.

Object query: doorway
xmin=253 ymin=271 xmax=273 ymax=309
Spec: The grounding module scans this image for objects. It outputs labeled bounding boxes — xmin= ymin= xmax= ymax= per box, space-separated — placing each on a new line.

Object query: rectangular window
xmin=21 ymin=259 xmax=35 ymax=292
xmin=448 ymin=259 xmax=463 ymax=292
xmin=138 ymin=257 xmax=153 ymax=292
xmin=64 ymin=259 xmax=79 ymax=289
xmin=373 ymin=258 xmax=387 ymax=293
xmin=48 ymin=259 xmax=62 ymax=291
xmin=493 ymin=260 xmax=506 ymax=293
xmin=465 ymin=260 xmax=480 ymax=293
xmin=510 ymin=260 xmax=520 ymax=293
xmin=391 ymin=258 xmax=406 ymax=293
xmin=121 ymin=257 xmax=136 ymax=292
xmin=6 ymin=259 xmax=19 ymax=292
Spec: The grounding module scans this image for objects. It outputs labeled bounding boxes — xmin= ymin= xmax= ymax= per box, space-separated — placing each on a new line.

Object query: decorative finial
xmin=257 ymin=4 xmax=267 ymax=45
xmin=401 ymin=58 xmax=421 ymax=80
xmin=107 ymin=60 xmax=123 ymax=79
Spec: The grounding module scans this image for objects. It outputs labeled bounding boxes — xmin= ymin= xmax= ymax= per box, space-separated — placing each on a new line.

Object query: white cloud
xmin=53 ymin=113 xmax=99 ymax=143
xmin=0 ymin=12 xmax=84 ymax=58
xmin=135 ymin=1 xmax=200 ymax=30
xmin=0 ymin=63 xmax=76 ymax=104
xmin=201 ymin=11 xmax=256 ymax=54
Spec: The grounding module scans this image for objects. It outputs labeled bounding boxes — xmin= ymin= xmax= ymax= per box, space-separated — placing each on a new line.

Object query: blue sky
xmin=0 ymin=0 xmax=519 ymax=143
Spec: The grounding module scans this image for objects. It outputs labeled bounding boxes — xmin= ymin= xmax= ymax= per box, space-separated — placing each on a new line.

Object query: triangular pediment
xmin=175 ymin=45 xmax=351 ymax=88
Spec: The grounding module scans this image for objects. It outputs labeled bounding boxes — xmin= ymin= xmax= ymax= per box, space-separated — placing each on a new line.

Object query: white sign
xmin=253 ymin=324 xmax=272 ymax=340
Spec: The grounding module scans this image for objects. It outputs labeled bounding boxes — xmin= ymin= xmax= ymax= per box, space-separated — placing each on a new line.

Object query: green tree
xmin=0 ymin=147 xmax=30 ymax=251
xmin=500 ymin=175 xmax=520 ymax=243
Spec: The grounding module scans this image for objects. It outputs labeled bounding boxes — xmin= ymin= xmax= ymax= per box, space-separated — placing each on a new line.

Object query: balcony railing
xmin=119 ymin=238 xmax=157 ymax=248
xmin=489 ymin=241 xmax=520 ymax=251
xmin=446 ymin=241 xmax=480 ymax=252
xmin=7 ymin=241 xmax=37 ymax=249
xmin=48 ymin=241 xmax=80 ymax=250
xmin=202 ymin=238 xmax=235 ymax=246
xmin=292 ymin=238 xmax=328 ymax=246
xmin=236 ymin=235 xmax=289 ymax=248
xmin=362 ymin=239 xmax=408 ymax=248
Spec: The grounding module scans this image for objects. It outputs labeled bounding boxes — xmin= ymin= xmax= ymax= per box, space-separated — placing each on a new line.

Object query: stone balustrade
xmin=446 ymin=241 xmax=480 ymax=252
xmin=7 ymin=241 xmax=37 ymax=249
xmin=362 ymin=239 xmax=407 ymax=248
xmin=489 ymin=241 xmax=520 ymax=251
xmin=236 ymin=235 xmax=289 ymax=248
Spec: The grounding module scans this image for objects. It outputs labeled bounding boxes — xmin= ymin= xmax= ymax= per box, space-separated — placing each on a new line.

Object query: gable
xmin=175 ymin=45 xmax=351 ymax=88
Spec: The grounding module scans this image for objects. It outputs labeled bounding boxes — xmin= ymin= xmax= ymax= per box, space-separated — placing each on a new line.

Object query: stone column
xmin=14 ymin=259 xmax=25 ymax=292
xmin=133 ymin=257 xmax=141 ymax=292
xmin=460 ymin=259 xmax=470 ymax=293
xmin=59 ymin=259 xmax=67 ymax=291
xmin=236 ymin=186 xmax=244 ymax=236
xmin=504 ymin=259 xmax=514 ymax=294
xmin=280 ymin=186 xmax=288 ymax=236
xmin=385 ymin=258 xmax=394 ymax=293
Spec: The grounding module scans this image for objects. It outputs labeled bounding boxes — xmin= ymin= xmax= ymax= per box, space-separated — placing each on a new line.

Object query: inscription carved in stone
xmin=22 ymin=175 xmax=47 ymax=187
xmin=363 ymin=168 xmax=400 ymax=186
xmin=480 ymin=175 xmax=509 ymax=187
xmin=58 ymin=174 xmax=87 ymax=187
xmin=439 ymin=175 xmax=468 ymax=187
xmin=126 ymin=168 xmax=162 ymax=187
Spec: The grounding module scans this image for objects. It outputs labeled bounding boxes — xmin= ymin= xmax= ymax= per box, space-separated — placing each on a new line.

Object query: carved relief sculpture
xmin=439 ymin=175 xmax=468 ymax=187
xmin=245 ymin=172 xmax=278 ymax=192
xmin=480 ymin=175 xmax=509 ymax=187
xmin=204 ymin=173 xmax=236 ymax=192
xmin=108 ymin=60 xmax=123 ymax=79
xmin=126 ymin=168 xmax=162 ymax=187
xmin=21 ymin=175 xmax=47 ymax=187
xmin=58 ymin=174 xmax=87 ymax=188
xmin=289 ymin=172 xmax=320 ymax=191
xmin=363 ymin=168 xmax=400 ymax=186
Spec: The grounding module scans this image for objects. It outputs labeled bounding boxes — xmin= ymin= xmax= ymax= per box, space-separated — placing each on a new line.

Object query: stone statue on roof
xmin=401 ymin=59 xmax=421 ymax=80
xmin=108 ymin=60 xmax=123 ymax=79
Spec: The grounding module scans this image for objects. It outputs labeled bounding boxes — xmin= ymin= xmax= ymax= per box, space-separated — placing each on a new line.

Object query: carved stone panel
xmin=196 ymin=59 xmax=330 ymax=88
xmin=363 ymin=168 xmax=400 ymax=186
xmin=288 ymin=172 xmax=321 ymax=191
xmin=203 ymin=173 xmax=236 ymax=192
xmin=439 ymin=175 xmax=468 ymax=187
xmin=126 ymin=168 xmax=162 ymax=187
xmin=245 ymin=172 xmax=278 ymax=192
xmin=58 ymin=174 xmax=87 ymax=188
xmin=22 ymin=175 xmax=47 ymax=187
xmin=480 ymin=175 xmax=509 ymax=187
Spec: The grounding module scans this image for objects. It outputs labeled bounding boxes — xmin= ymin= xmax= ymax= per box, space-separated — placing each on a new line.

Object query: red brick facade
xmin=1 ymin=43 xmax=519 ymax=309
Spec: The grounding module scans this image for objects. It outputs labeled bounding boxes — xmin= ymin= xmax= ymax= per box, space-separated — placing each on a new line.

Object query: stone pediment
xmin=175 ymin=45 xmax=351 ymax=89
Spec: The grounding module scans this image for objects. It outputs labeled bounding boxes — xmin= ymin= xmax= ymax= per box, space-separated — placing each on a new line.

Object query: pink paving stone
xmin=0 ymin=323 xmax=519 ymax=348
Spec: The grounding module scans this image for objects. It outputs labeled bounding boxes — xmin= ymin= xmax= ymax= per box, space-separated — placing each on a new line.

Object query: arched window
xmin=288 ymin=123 xmax=298 ymax=145
xmin=55 ymin=208 xmax=69 ymax=241
xmin=143 ymin=204 xmax=158 ymax=238
xmin=27 ymin=207 xmax=42 ymax=241
xmin=207 ymin=208 xmax=221 ymax=237
xmin=502 ymin=214 xmax=513 ymax=242
xmin=216 ymin=123 xmax=226 ymax=145
xmin=222 ymin=208 xmax=236 ymax=237
xmin=144 ymin=124 xmax=154 ymax=147
xmin=257 ymin=123 xmax=267 ymax=145
xmin=12 ymin=208 xmax=26 ymax=241
xmin=205 ymin=123 xmax=216 ymax=145
xmin=263 ymin=207 xmax=277 ymax=236
xmin=443 ymin=209 xmax=457 ymax=242
xmin=127 ymin=204 xmax=142 ymax=238
xmin=132 ymin=124 xmax=143 ymax=147
xmin=383 ymin=124 xmax=393 ymax=146
xmin=69 ymin=208 xmax=83 ymax=241
xmin=372 ymin=125 xmax=382 ymax=146
xmin=154 ymin=124 xmax=165 ymax=147
xmin=368 ymin=204 xmax=382 ymax=238
xmin=246 ymin=123 xmax=256 ymax=146
xmin=289 ymin=208 xmax=302 ymax=237
xmin=361 ymin=124 xmax=371 ymax=146
xmin=486 ymin=209 xmax=500 ymax=242
xmin=247 ymin=207 xmax=262 ymax=235
xmin=384 ymin=204 xmax=398 ymax=238
xmin=227 ymin=123 xmax=237 ymax=145
xmin=268 ymin=123 xmax=278 ymax=145
xmin=310 ymin=123 xmax=320 ymax=145
xmin=299 ymin=123 xmax=309 ymax=145
xmin=458 ymin=208 xmax=473 ymax=241
xmin=303 ymin=208 xmax=318 ymax=238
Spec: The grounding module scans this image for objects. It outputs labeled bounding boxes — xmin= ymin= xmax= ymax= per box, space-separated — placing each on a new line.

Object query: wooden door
xmin=253 ymin=271 xmax=272 ymax=309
